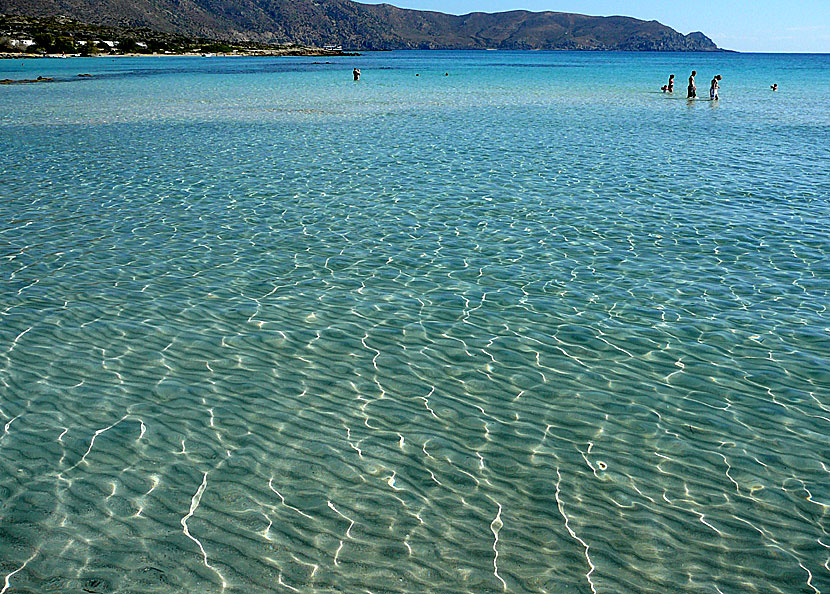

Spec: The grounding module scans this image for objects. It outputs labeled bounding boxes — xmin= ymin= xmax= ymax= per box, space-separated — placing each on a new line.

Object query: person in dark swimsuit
xmin=688 ymin=71 xmax=697 ymax=98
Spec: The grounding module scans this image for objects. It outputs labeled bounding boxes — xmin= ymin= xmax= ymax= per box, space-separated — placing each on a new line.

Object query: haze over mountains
xmin=0 ymin=0 xmax=720 ymax=51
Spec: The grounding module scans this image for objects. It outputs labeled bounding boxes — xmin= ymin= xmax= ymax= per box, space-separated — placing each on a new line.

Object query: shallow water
xmin=1 ymin=51 xmax=829 ymax=593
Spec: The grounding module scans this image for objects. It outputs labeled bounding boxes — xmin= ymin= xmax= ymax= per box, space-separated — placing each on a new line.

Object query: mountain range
xmin=0 ymin=0 xmax=721 ymax=51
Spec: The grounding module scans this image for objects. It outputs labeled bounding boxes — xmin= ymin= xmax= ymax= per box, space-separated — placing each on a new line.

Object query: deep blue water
xmin=1 ymin=51 xmax=829 ymax=593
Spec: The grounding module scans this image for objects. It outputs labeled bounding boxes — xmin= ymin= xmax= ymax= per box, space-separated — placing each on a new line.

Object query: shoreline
xmin=0 ymin=48 xmax=359 ymax=60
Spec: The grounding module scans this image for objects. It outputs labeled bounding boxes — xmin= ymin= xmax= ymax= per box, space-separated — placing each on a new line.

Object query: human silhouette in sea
xmin=710 ymin=74 xmax=722 ymax=101
xmin=687 ymin=71 xmax=697 ymax=99
xmin=353 ymin=68 xmax=360 ymax=81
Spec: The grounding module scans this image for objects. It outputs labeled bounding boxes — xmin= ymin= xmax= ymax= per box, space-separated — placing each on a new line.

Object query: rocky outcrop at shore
xmin=0 ymin=75 xmax=53 ymax=84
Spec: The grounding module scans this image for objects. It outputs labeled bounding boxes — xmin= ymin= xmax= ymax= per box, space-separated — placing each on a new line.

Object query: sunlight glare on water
xmin=0 ymin=51 xmax=829 ymax=593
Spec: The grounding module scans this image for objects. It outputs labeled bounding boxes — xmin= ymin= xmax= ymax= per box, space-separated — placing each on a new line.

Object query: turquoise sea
xmin=1 ymin=50 xmax=828 ymax=593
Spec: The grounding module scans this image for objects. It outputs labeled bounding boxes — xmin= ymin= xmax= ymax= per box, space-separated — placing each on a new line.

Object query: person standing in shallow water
xmin=687 ymin=70 xmax=697 ymax=98
xmin=710 ymin=74 xmax=722 ymax=100
xmin=353 ymin=68 xmax=361 ymax=81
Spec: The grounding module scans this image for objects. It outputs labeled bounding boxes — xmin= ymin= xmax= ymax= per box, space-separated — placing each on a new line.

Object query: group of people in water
xmin=353 ymin=68 xmax=450 ymax=80
xmin=353 ymin=66 xmax=775 ymax=98
xmin=661 ymin=70 xmax=722 ymax=100
xmin=661 ymin=70 xmax=780 ymax=99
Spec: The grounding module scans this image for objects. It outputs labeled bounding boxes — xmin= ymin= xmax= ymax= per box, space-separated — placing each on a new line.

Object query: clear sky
xmin=360 ymin=0 xmax=830 ymax=52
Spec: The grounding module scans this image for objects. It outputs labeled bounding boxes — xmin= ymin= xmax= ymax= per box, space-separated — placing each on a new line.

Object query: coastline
xmin=0 ymin=48 xmax=358 ymax=60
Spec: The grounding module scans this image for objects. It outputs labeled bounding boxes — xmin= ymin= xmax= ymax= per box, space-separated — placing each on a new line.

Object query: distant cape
xmin=0 ymin=0 xmax=721 ymax=51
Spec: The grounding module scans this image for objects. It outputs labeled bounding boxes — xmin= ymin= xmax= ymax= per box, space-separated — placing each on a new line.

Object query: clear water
xmin=1 ymin=51 xmax=828 ymax=593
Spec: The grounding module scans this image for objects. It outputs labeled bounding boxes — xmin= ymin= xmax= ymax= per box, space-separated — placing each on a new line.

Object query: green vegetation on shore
xmin=1 ymin=0 xmax=720 ymax=51
xmin=0 ymin=15 xmax=353 ymax=57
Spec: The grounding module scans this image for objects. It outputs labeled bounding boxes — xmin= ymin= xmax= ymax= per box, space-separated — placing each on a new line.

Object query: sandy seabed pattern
xmin=0 ymin=52 xmax=829 ymax=593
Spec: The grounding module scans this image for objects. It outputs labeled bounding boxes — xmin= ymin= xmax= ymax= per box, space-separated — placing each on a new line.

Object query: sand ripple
xmin=1 ymin=53 xmax=829 ymax=593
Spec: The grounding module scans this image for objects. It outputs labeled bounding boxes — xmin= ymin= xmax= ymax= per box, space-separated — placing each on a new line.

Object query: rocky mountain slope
xmin=0 ymin=0 xmax=720 ymax=51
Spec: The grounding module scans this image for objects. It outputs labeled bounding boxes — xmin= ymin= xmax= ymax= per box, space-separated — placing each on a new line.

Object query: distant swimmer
xmin=353 ymin=68 xmax=361 ymax=81
xmin=771 ymin=83 xmax=778 ymax=91
xmin=710 ymin=74 xmax=721 ymax=101
xmin=687 ymin=70 xmax=697 ymax=98
xmin=444 ymin=72 xmax=449 ymax=76
xmin=667 ymin=74 xmax=675 ymax=93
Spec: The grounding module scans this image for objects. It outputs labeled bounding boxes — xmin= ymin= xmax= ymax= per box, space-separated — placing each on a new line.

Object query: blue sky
xmin=361 ymin=0 xmax=829 ymax=52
